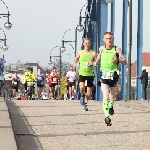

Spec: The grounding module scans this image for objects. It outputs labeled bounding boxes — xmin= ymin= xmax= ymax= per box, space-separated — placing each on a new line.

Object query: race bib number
xmin=53 ymin=78 xmax=57 ymax=82
xmin=82 ymin=62 xmax=89 ymax=68
xmin=14 ymin=82 xmax=17 ymax=85
xmin=101 ymin=71 xmax=114 ymax=80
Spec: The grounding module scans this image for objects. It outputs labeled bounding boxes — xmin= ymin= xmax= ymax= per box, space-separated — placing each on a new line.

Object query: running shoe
xmin=83 ymin=103 xmax=88 ymax=111
xmin=105 ymin=117 xmax=112 ymax=126
xmin=80 ymin=96 xmax=85 ymax=105
xmin=109 ymin=106 xmax=114 ymax=116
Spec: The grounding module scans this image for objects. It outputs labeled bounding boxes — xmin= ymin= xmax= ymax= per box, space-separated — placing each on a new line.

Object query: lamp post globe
xmin=105 ymin=0 xmax=113 ymax=3
xmin=4 ymin=22 xmax=12 ymax=30
xmin=48 ymin=61 xmax=52 ymax=65
xmin=2 ymin=45 xmax=9 ymax=51
xmin=76 ymin=25 xmax=84 ymax=32
xmin=60 ymin=47 xmax=66 ymax=53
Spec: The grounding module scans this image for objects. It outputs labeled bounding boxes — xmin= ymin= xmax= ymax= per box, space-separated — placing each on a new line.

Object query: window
xmin=131 ymin=80 xmax=135 ymax=86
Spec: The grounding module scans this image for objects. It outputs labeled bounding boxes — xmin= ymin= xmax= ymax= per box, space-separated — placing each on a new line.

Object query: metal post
xmin=96 ymin=0 xmax=98 ymax=54
xmin=136 ymin=0 xmax=143 ymax=100
xmin=74 ymin=28 xmax=77 ymax=73
xmin=110 ymin=0 xmax=115 ymax=33
xmin=95 ymin=0 xmax=98 ymax=100
xmin=75 ymin=28 xmax=77 ymax=57
xmin=59 ymin=49 xmax=62 ymax=95
xmin=121 ymin=0 xmax=128 ymax=101
xmin=127 ymin=0 xmax=132 ymax=101
xmin=97 ymin=0 xmax=108 ymax=101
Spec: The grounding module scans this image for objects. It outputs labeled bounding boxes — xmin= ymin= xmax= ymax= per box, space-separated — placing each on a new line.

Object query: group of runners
xmin=12 ymin=67 xmax=45 ymax=100
xmin=11 ymin=31 xmax=127 ymax=126
xmin=74 ymin=32 xmax=127 ymax=126
xmin=24 ymin=67 xmax=60 ymax=100
xmin=11 ymin=65 xmax=77 ymax=100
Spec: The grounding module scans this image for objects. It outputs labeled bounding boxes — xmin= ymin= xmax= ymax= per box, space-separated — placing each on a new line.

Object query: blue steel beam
xmin=91 ymin=22 xmax=97 ymax=87
xmin=136 ymin=0 xmax=143 ymax=100
xmin=97 ymin=0 xmax=108 ymax=101
xmin=110 ymin=0 xmax=115 ymax=33
xmin=121 ymin=0 xmax=128 ymax=100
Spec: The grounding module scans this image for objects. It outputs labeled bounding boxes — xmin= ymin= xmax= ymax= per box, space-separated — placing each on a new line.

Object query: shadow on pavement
xmin=6 ymin=100 xmax=44 ymax=150
xmin=38 ymin=129 xmax=150 ymax=138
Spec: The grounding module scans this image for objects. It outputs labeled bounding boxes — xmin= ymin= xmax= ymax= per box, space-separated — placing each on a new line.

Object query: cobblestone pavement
xmin=11 ymin=100 xmax=150 ymax=150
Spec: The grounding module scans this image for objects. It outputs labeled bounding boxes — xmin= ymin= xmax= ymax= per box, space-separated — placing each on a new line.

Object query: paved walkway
xmin=6 ymin=99 xmax=150 ymax=150
xmin=0 ymin=97 xmax=17 ymax=150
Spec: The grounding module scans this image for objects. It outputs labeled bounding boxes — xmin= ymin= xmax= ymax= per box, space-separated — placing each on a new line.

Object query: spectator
xmin=137 ymin=66 xmax=148 ymax=100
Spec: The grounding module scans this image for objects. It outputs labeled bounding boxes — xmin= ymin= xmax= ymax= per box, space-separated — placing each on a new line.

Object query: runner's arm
xmin=66 ymin=72 xmax=69 ymax=78
xmin=116 ymin=47 xmax=127 ymax=65
xmin=74 ymin=51 xmax=80 ymax=66
xmin=11 ymin=77 xmax=14 ymax=83
xmin=92 ymin=51 xmax=98 ymax=62
xmin=87 ymin=51 xmax=97 ymax=66
xmin=94 ymin=46 xmax=103 ymax=66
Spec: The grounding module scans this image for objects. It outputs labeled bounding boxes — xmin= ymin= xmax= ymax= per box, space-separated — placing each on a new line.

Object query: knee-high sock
xmin=54 ymin=91 xmax=57 ymax=98
xmin=109 ymin=99 xmax=115 ymax=108
xmin=103 ymin=100 xmax=109 ymax=117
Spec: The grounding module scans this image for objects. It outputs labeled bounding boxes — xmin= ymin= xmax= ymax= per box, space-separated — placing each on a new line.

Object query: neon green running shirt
xmin=100 ymin=46 xmax=118 ymax=71
xmin=79 ymin=50 xmax=94 ymax=76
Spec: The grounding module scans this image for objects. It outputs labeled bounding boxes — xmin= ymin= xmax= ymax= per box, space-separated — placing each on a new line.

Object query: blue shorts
xmin=100 ymin=71 xmax=119 ymax=87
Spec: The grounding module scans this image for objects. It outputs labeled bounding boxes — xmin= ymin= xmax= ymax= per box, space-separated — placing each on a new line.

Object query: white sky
xmin=0 ymin=0 xmax=150 ymax=68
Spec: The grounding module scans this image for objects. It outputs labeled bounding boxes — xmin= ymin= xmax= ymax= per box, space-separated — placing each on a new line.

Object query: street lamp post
xmin=60 ymin=28 xmax=77 ymax=58
xmin=0 ymin=0 xmax=12 ymax=30
xmin=2 ymin=55 xmax=6 ymax=63
xmin=48 ymin=45 xmax=67 ymax=95
xmin=127 ymin=0 xmax=132 ymax=101
xmin=76 ymin=2 xmax=88 ymax=32
xmin=49 ymin=42 xmax=76 ymax=95
xmin=49 ymin=44 xmax=74 ymax=76
xmin=0 ymin=28 xmax=9 ymax=51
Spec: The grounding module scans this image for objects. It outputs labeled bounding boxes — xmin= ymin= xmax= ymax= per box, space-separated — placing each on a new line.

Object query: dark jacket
xmin=140 ymin=70 xmax=148 ymax=85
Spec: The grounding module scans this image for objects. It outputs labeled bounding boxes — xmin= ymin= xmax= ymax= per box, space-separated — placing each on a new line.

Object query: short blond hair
xmin=104 ymin=32 xmax=113 ymax=36
xmin=83 ymin=38 xmax=91 ymax=42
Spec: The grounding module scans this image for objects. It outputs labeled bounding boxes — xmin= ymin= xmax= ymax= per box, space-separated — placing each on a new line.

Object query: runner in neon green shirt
xmin=74 ymin=38 xmax=97 ymax=111
xmin=94 ymin=32 xmax=127 ymax=126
